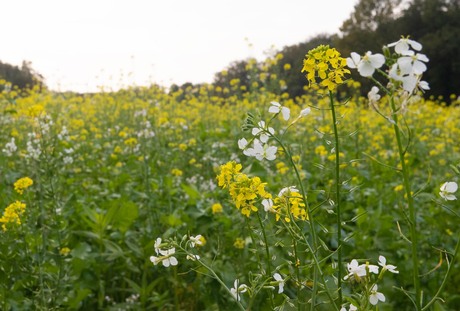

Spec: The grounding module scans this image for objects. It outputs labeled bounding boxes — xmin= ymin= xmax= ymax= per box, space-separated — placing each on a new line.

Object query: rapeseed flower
xmin=302 ymin=45 xmax=350 ymax=91
xmin=0 ymin=201 xmax=26 ymax=231
xmin=14 ymin=177 xmax=33 ymax=195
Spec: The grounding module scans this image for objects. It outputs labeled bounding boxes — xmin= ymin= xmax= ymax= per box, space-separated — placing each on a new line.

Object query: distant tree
xmin=0 ymin=60 xmax=44 ymax=90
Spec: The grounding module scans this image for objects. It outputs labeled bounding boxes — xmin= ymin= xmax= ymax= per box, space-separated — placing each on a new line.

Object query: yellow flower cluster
xmin=14 ymin=177 xmax=33 ymax=195
xmin=301 ymin=45 xmax=350 ymax=91
xmin=273 ymin=191 xmax=307 ymax=222
xmin=0 ymin=201 xmax=26 ymax=231
xmin=217 ymin=161 xmax=272 ymax=217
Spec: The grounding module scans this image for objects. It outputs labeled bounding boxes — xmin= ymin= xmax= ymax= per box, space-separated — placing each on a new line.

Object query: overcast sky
xmin=2 ymin=0 xmax=358 ymax=92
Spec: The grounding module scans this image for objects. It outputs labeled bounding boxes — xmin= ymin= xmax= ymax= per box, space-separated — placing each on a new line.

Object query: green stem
xmin=256 ymin=212 xmax=275 ymax=308
xmin=270 ymin=135 xmax=319 ymax=309
xmin=329 ymin=91 xmax=343 ymax=305
xmin=389 ymin=97 xmax=421 ymax=310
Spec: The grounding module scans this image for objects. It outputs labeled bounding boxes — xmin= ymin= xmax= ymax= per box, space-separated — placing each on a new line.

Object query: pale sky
xmin=2 ymin=0 xmax=358 ymax=93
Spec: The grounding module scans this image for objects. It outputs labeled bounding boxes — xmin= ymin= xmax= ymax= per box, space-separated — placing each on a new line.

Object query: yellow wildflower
xmin=211 ymin=203 xmax=223 ymax=214
xmin=14 ymin=177 xmax=33 ymax=195
xmin=0 ymin=201 xmax=26 ymax=231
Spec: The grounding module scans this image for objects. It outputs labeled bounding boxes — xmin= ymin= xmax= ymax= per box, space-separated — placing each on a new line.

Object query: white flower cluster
xmin=344 ymin=256 xmax=398 ymax=306
xmin=2 ymin=137 xmax=17 ymax=157
xmin=347 ymin=37 xmax=429 ymax=99
xmin=25 ymin=132 xmax=42 ymax=160
xmin=238 ymin=102 xmax=311 ymax=161
xmin=150 ymin=238 xmax=178 ymax=267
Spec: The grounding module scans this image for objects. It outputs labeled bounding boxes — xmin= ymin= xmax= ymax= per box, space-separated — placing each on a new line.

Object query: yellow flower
xmin=0 ymin=201 xmax=26 ymax=231
xmin=14 ymin=177 xmax=33 ymax=195
xmin=211 ymin=203 xmax=223 ymax=214
xmin=59 ymin=247 xmax=71 ymax=256
xmin=301 ymin=45 xmax=350 ymax=91
xmin=234 ymin=237 xmax=245 ymax=249
xmin=171 ymin=168 xmax=183 ymax=177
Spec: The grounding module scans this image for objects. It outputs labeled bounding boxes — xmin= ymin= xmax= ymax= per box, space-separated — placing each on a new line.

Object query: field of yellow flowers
xmin=1 ymin=55 xmax=459 ymax=310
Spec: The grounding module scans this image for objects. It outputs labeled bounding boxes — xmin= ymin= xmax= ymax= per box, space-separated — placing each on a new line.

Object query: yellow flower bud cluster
xmin=301 ymin=45 xmax=350 ymax=91
xmin=217 ymin=161 xmax=271 ymax=217
xmin=0 ymin=201 xmax=26 ymax=231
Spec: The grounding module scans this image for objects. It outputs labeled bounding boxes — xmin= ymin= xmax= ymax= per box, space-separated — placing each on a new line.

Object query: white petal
xmin=281 ymin=107 xmax=290 ymax=121
xmin=238 ymin=138 xmax=248 ymax=149
xmin=270 ymin=101 xmax=281 ymax=107
xmin=408 ymin=39 xmax=422 ymax=51
xmin=369 ymin=53 xmax=385 ymax=68
xmin=445 ymin=182 xmax=458 ymax=193
xmin=273 ymin=273 xmax=282 ymax=281
xmin=412 ymin=61 xmax=427 ymax=74
xmin=300 ymin=107 xmax=311 ymax=117
xmin=268 ymin=106 xmax=280 ymax=114
xmin=358 ymin=62 xmax=376 ymax=77
xmin=378 ymin=255 xmax=386 ymax=266
xmin=169 ymin=256 xmax=178 ymax=266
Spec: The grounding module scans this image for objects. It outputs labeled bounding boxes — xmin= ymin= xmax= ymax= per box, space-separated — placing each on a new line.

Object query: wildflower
xmin=234 ymin=237 xmax=245 ymax=249
xmin=0 ymin=201 xmax=26 ymax=231
xmin=278 ymin=186 xmax=299 ymax=197
xmin=269 ymin=101 xmax=290 ymax=121
xmin=387 ymin=37 xmax=422 ymax=54
xmin=439 ymin=181 xmax=458 ymax=201
xmin=211 ymin=203 xmax=223 ymax=214
xmin=150 ymin=247 xmax=178 ymax=267
xmin=14 ymin=177 xmax=34 ymax=195
xmin=344 ymin=259 xmax=367 ymax=280
xmin=171 ymin=168 xmax=183 ymax=177
xmin=302 ymin=45 xmax=350 ymax=91
xmin=272 ymin=186 xmax=307 ymax=222
xmin=262 ymin=198 xmax=276 ymax=213
xmin=59 ymin=247 xmax=71 ymax=256
xmin=368 ymin=86 xmax=381 ymax=104
xmin=189 ymin=235 xmax=204 ymax=247
xmin=154 ymin=237 xmax=162 ymax=255
xmin=340 ymin=304 xmax=357 ymax=311
xmin=251 ymin=121 xmax=274 ymax=143
xmin=397 ymin=53 xmax=429 ymax=75
xmin=300 ymin=107 xmax=311 ymax=117
xmin=273 ymin=273 xmax=285 ymax=293
xmin=369 ymin=284 xmax=385 ymax=305
xmin=217 ymin=161 xmax=242 ymax=188
xmin=230 ymin=279 xmax=248 ymax=301
xmin=246 ymin=139 xmax=277 ymax=161
xmin=378 ymin=255 xmax=399 ymax=274
xmin=186 ymin=254 xmax=200 ymax=261
xmin=2 ymin=137 xmax=17 ymax=156
xmin=346 ymin=51 xmax=385 ymax=77
xmin=238 ymin=138 xmax=248 ymax=150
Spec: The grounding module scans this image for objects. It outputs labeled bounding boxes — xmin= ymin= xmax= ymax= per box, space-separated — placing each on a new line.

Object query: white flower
xmin=186 ymin=254 xmax=200 ymax=261
xmin=189 ymin=235 xmax=203 ymax=247
xmin=273 ymin=273 xmax=285 ymax=293
xmin=347 ymin=51 xmax=385 ymax=77
xmin=269 ymin=101 xmax=290 ymax=121
xmin=262 ymin=198 xmax=276 ymax=213
xmin=278 ymin=186 xmax=299 ymax=197
xmin=368 ymin=86 xmax=381 ymax=104
xmin=300 ymin=107 xmax=311 ymax=117
xmin=154 ymin=238 xmax=162 ymax=255
xmin=378 ymin=255 xmax=399 ymax=274
xmin=397 ymin=53 xmax=429 ymax=75
xmin=230 ymin=279 xmax=248 ymax=301
xmin=238 ymin=138 xmax=248 ymax=150
xmin=369 ymin=284 xmax=386 ymax=305
xmin=157 ymin=248 xmax=178 ymax=267
xmin=340 ymin=304 xmax=357 ymax=311
xmin=345 ymin=260 xmax=379 ymax=277
xmin=252 ymin=121 xmax=275 ymax=143
xmin=388 ymin=37 xmax=422 ymax=54
xmin=439 ymin=182 xmax=458 ymax=201
xmin=2 ymin=137 xmax=17 ymax=156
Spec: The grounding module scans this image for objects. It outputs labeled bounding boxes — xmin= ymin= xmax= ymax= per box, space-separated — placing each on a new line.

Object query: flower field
xmin=1 ymin=40 xmax=460 ymax=311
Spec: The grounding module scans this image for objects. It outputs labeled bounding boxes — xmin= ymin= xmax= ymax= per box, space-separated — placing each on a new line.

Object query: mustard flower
xmin=189 ymin=235 xmax=204 ymax=247
xmin=150 ymin=247 xmax=178 ymax=267
xmin=262 ymin=198 xmax=276 ymax=213
xmin=230 ymin=279 xmax=248 ymax=302
xmin=0 ymin=201 xmax=26 ymax=231
xmin=368 ymin=86 xmax=381 ymax=105
xmin=397 ymin=53 xmax=429 ymax=75
xmin=252 ymin=121 xmax=274 ymax=143
xmin=302 ymin=45 xmax=350 ymax=91
xmin=2 ymin=137 xmax=17 ymax=156
xmin=369 ymin=284 xmax=385 ymax=305
xmin=346 ymin=51 xmax=385 ymax=77
xmin=387 ymin=37 xmax=422 ymax=54
xmin=340 ymin=304 xmax=357 ymax=311
xmin=439 ymin=181 xmax=458 ymax=201
xmin=244 ymin=139 xmax=277 ymax=161
xmin=14 ymin=177 xmax=34 ymax=195
xmin=186 ymin=254 xmax=200 ymax=261
xmin=344 ymin=259 xmax=366 ymax=281
xmin=269 ymin=101 xmax=290 ymax=121
xmin=217 ymin=161 xmax=242 ymax=189
xmin=378 ymin=255 xmax=399 ymax=274
xmin=211 ymin=203 xmax=223 ymax=214
xmin=273 ymin=273 xmax=285 ymax=294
